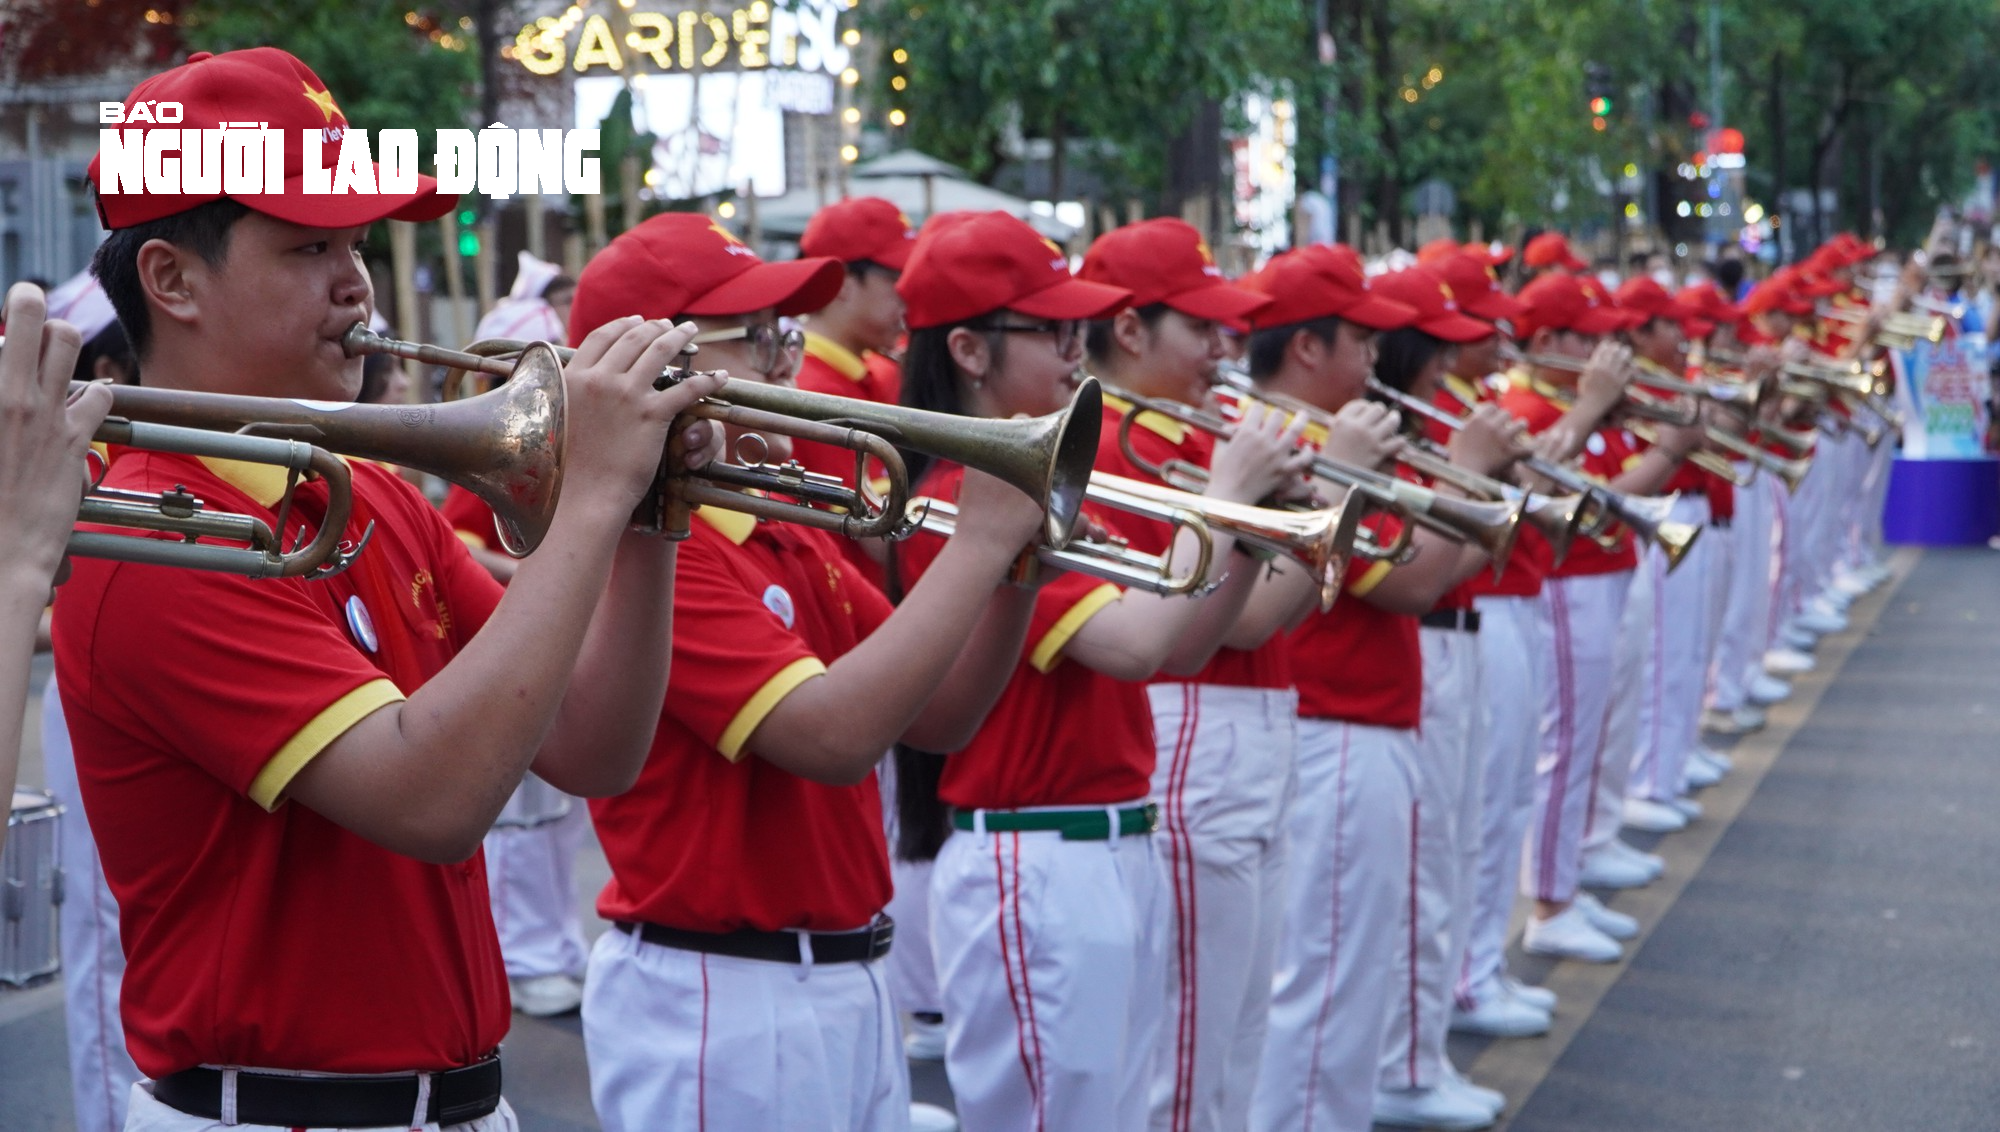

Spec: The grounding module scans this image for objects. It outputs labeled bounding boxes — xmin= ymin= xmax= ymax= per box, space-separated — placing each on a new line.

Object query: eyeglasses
xmin=978 ymin=318 xmax=1084 ymax=360
xmin=692 ymin=323 xmax=807 ymax=376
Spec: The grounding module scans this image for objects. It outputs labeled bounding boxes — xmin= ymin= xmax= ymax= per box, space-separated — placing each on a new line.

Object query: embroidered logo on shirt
xmin=345 ymin=594 xmax=379 ymax=653
xmin=762 ymin=584 xmax=797 ymax=630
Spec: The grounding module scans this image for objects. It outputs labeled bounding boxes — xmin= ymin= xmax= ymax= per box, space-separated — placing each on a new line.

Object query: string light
xmin=842 ymin=28 xmax=860 ymax=46
xmin=892 ymin=48 xmax=908 ymax=63
xmin=891 ymin=76 xmax=907 ymax=91
xmin=888 ymin=109 xmax=906 ymax=126
xmin=840 ymin=67 xmax=860 ymax=86
xmin=718 ymin=201 xmax=738 ymax=218
xmin=842 ymin=107 xmax=861 ymax=124
xmin=840 ymin=144 xmax=860 ymax=163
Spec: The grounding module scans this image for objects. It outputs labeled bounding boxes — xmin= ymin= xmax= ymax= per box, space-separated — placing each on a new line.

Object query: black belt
xmin=1419 ymin=608 xmax=1482 ymax=633
xmin=153 ymin=1057 xmax=501 ymax=1127
xmin=615 ymin=914 xmax=894 ymax=964
xmin=1711 ymin=517 xmax=1733 ymax=529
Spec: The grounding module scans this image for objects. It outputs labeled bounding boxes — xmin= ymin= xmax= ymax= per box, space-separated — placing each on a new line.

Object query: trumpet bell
xmin=1656 ymin=521 xmax=1702 ymax=573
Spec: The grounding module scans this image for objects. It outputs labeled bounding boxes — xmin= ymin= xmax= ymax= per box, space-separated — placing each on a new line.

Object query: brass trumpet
xmin=1113 ymin=381 xmax=1524 ymax=565
xmin=1816 ymin=303 xmax=1947 ymax=346
xmin=907 ymin=495 xmax=1217 ymax=598
xmin=1500 ymin=346 xmax=1703 ymax=427
xmin=1089 ymin=472 xmax=1365 ymax=612
xmin=1361 ymin=378 xmax=1595 ymax=563
xmin=344 ymin=327 xmax=1102 ymax=551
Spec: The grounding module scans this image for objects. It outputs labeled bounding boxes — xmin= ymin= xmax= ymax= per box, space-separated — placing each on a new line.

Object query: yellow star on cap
xmin=1195 ymin=237 xmax=1216 ymax=265
xmin=302 ymin=82 xmax=340 ymax=122
xmin=708 ymin=218 xmax=744 ymax=245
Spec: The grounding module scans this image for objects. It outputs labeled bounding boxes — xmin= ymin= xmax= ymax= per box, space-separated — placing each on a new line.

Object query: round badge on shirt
xmin=1586 ymin=432 xmax=1607 ymax=457
xmin=345 ymin=594 xmax=379 ymax=653
xmin=762 ymin=584 xmax=796 ymax=630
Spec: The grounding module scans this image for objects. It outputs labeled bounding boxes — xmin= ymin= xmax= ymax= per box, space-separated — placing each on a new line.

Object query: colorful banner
xmin=1895 ymin=327 xmax=1991 ymax=458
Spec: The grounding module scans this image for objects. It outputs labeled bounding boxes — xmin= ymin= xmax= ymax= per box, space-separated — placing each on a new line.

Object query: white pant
xmin=124 ymin=1081 xmax=517 ymax=1131
xmin=1252 ymin=721 xmax=1416 ymax=1132
xmin=1523 ymin=570 xmax=1631 ymax=904
xmin=1709 ymin=470 xmax=1782 ymax=712
xmin=1587 ymin=565 xmax=1651 ymax=856
xmin=933 ymin=820 xmax=1167 ymax=1132
xmin=482 ymin=786 xmax=588 ymax=981
xmin=582 ymin=927 xmax=908 ymax=1132
xmin=1145 ymin=683 xmax=1299 ymax=1132
xmin=1380 ymin=629 xmax=1483 ymax=1092
xmin=886 ymin=856 xmax=941 ymax=1015
xmin=42 ymin=688 xmax=142 ymax=1132
xmin=878 ymin=754 xmax=944 ymax=1018
xmin=1458 ymin=596 xmax=1551 ymax=1004
xmin=1624 ymin=496 xmax=1714 ymax=804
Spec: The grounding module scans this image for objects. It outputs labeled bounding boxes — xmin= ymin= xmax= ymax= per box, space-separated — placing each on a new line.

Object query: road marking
xmin=1472 ymin=547 xmax=1921 ymax=1126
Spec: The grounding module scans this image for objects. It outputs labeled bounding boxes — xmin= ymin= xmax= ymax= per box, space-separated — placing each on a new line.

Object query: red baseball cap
xmin=1523 ymin=232 xmax=1588 ymax=272
xmin=1369 ymin=268 xmax=1493 ymax=343
xmin=1431 ymin=252 xmax=1526 ymax=324
xmin=568 ymin=213 xmax=844 ymax=344
xmin=1612 ymin=277 xmax=1695 ymax=325
xmin=1833 ymin=232 xmax=1875 ymax=266
xmin=85 ymin=48 xmax=454 ymax=231
xmin=1077 ymin=218 xmax=1270 ymax=324
xmin=1514 ymin=272 xmax=1631 ymax=339
xmin=898 ymin=211 xmax=1131 ymax=330
xmin=1741 ymin=268 xmax=1814 ymax=317
xmin=799 ymin=196 xmax=917 ymax=270
xmin=1675 ymin=282 xmax=1741 ymax=339
xmin=1415 ymin=238 xmax=1462 ymax=265
xmin=1238 ymin=245 xmax=1416 ymax=331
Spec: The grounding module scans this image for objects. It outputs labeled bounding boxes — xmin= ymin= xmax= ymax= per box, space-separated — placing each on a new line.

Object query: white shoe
xmin=1622 ymin=797 xmax=1689 ymax=833
xmin=1605 ymin=837 xmax=1667 ymax=877
xmin=1682 ymin=754 xmax=1723 ymax=789
xmin=1374 ymin=1084 xmax=1497 ymax=1130
xmin=1441 ymin=1063 xmax=1506 ymax=1118
xmin=904 ymin=1015 xmax=947 ymax=1061
xmin=510 ymin=973 xmax=583 ymax=1017
xmin=1502 ymin=973 xmax=1559 ymax=1012
xmin=1703 ymin=707 xmax=1753 ymax=735
xmin=1668 ymin=795 xmax=1703 ymax=820
xmin=1862 ymin=562 xmax=1894 ymax=587
xmin=1700 ymin=746 xmax=1735 ymax=772
xmin=1747 ymin=671 xmax=1795 ymax=702
xmin=1575 ymin=891 xmax=1639 ymax=940
xmin=910 ymin=1102 xmax=959 ymax=1132
xmin=1780 ymin=622 xmax=1821 ymax=649
xmin=1730 ymin=705 xmax=1768 ymax=732
xmin=1795 ymin=606 xmax=1847 ymax=634
xmin=1764 ymin=648 xmax=1815 ymax=676
xmin=1451 ymin=982 xmax=1552 ymax=1038
xmin=1832 ymin=571 xmax=1871 ymax=598
xmin=1523 ymin=905 xmax=1623 ymax=963
xmin=1579 ymin=841 xmax=1659 ymax=888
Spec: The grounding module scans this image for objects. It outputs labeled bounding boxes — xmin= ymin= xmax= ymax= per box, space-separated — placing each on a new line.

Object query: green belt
xmin=951 ymin=803 xmax=1159 ymax=841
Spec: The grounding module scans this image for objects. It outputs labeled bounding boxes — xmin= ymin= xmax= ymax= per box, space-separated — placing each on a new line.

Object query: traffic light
xmin=456 ymin=207 xmax=479 ymax=257
xmin=1585 ymin=62 xmax=1614 ymax=130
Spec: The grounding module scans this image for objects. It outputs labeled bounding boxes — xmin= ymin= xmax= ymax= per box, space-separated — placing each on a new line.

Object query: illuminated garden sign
xmin=513 ymin=0 xmax=853 ymax=77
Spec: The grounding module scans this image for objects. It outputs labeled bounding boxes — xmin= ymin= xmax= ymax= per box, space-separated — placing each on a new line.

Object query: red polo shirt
xmin=898 ymin=462 xmax=1155 ymax=808
xmin=1094 ymin=393 xmax=1292 ymax=690
xmin=787 ymin=334 xmax=902 ymax=588
xmin=442 ymin=484 xmax=503 ymax=553
xmin=1288 ymin=513 xmax=1421 ymax=729
xmin=590 ymin=509 xmax=895 ymax=933
xmin=53 ymin=453 xmax=508 ymax=1078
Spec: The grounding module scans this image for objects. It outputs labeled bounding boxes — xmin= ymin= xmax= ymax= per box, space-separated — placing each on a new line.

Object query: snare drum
xmin=3 ymin=790 xmax=64 ymax=986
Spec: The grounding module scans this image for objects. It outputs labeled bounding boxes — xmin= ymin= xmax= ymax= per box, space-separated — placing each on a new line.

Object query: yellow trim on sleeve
xmin=454 ymin=529 xmax=489 ymax=550
xmin=248 ymin=678 xmax=405 ymax=811
xmin=803 ymin=332 xmax=869 ymax=382
xmin=1444 ymin=375 xmax=1481 ymax=405
xmin=1620 ymin=452 xmax=1643 ymax=473
xmin=718 ymin=656 xmax=828 ymax=761
xmin=1101 ymin=392 xmax=1188 ymax=445
xmin=198 ymin=453 xmax=353 ymax=509
xmin=1029 ymin=583 xmax=1121 ymax=674
xmin=1346 ymin=559 xmax=1393 ymax=599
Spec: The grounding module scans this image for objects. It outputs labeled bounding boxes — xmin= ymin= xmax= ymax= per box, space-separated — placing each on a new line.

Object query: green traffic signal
xmin=1589 ymin=96 xmax=1613 ymax=116
xmin=458 ymin=231 xmax=480 ymax=257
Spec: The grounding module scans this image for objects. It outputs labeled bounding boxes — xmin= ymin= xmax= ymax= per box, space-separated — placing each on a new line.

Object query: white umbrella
xmin=753 ymin=150 xmax=1077 ymax=242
